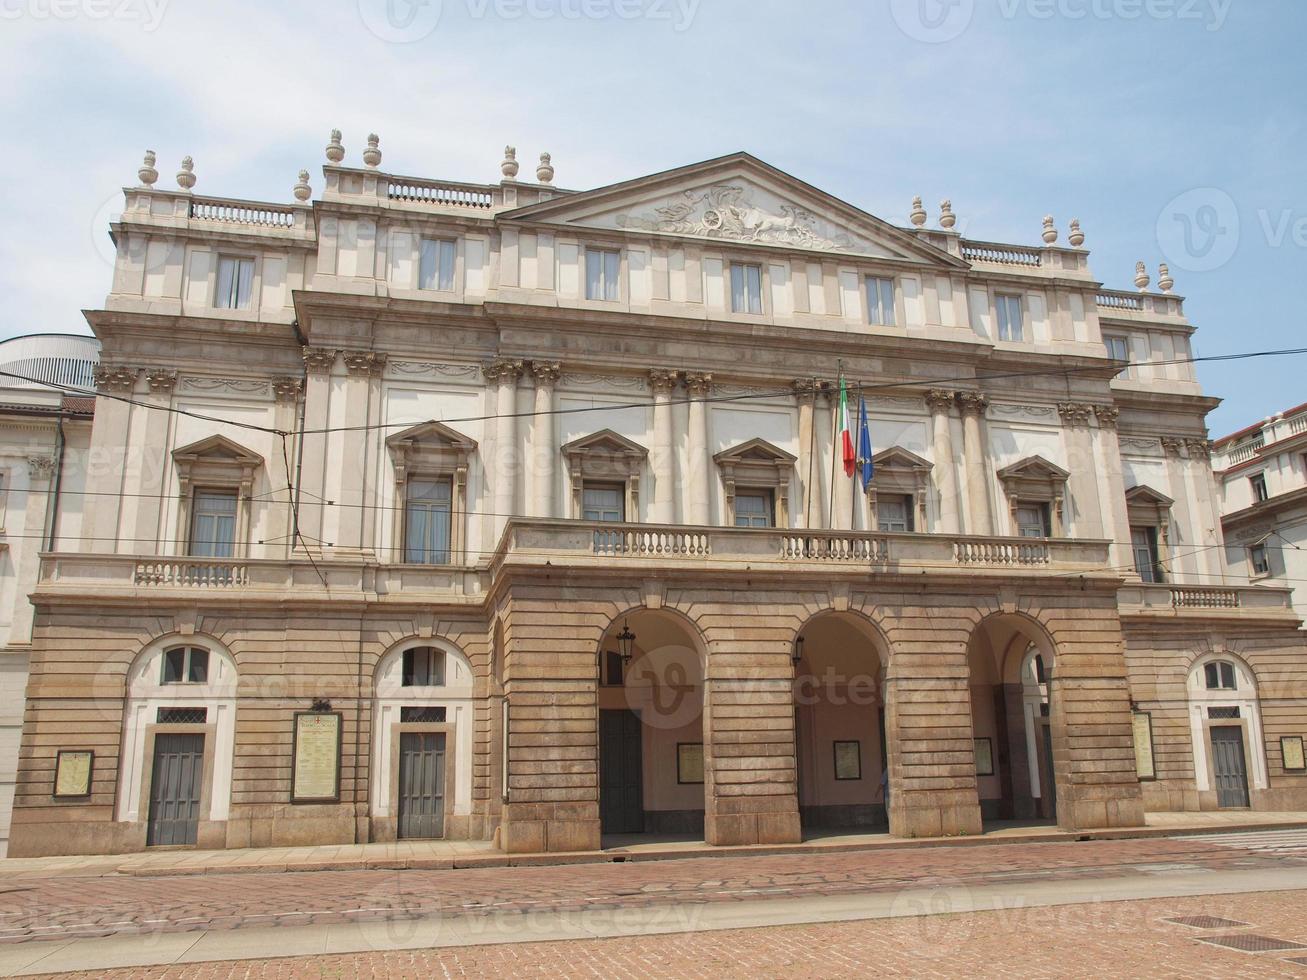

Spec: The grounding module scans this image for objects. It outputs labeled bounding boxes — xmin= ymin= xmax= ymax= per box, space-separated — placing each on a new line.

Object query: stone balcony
xmin=1117 ymin=581 xmax=1300 ymax=624
xmin=34 ymin=521 xmax=1117 ymax=607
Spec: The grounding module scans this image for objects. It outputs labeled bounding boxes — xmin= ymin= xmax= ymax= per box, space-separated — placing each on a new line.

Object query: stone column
xmin=297 ymin=347 xmax=337 ymax=555
xmin=650 ymin=369 xmax=678 ymax=524
xmin=926 ymin=389 xmax=960 ymax=533
xmin=813 ymin=384 xmax=833 ymax=529
xmin=958 ymin=392 xmax=994 ymax=536
xmin=1057 ymin=403 xmax=1103 ymax=539
xmin=1185 ymin=438 xmax=1226 ymax=582
xmin=484 ymin=359 xmax=524 ymax=542
xmin=1093 ymin=406 xmax=1131 ymax=571
xmin=793 ymin=380 xmax=818 ymax=529
xmin=337 ymin=351 xmax=386 ymax=557
xmin=128 ymin=369 xmax=177 ymax=553
xmin=83 ymin=365 xmax=139 ymax=553
xmin=270 ymin=377 xmax=303 ymax=559
xmin=1161 ymin=437 xmax=1200 ymax=581
xmin=11 ymin=456 xmax=56 ymax=642
xmin=530 ymin=362 xmax=560 ymax=518
xmin=685 ymin=372 xmax=712 ymax=525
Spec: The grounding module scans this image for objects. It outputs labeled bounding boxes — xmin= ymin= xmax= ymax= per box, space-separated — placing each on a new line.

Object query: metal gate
xmin=1210 ymin=726 xmax=1251 ymax=808
xmin=398 ymin=732 xmax=446 ymax=839
xmin=146 ymin=733 xmax=205 ymax=846
xmin=599 ymin=709 xmax=644 ymax=835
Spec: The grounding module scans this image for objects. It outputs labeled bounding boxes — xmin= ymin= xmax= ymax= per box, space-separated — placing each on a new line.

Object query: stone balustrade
xmin=386 ymin=177 xmax=495 ymax=210
xmin=188 ymin=197 xmax=298 ymax=228
xmin=1116 ymin=582 xmax=1297 ymax=619
xmin=959 ymin=240 xmax=1043 ymax=267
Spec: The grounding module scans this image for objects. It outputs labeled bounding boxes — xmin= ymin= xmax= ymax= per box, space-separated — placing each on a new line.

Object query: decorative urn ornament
xmin=176 ymin=156 xmax=196 ymax=190
xmin=1158 ymin=263 xmax=1175 ymax=293
xmin=1068 ymin=219 xmax=1085 ymax=247
xmin=362 ymin=134 xmax=382 ymax=168
xmin=138 ymin=150 xmax=158 ymax=187
xmin=293 ymin=170 xmax=311 ymax=202
xmin=939 ymin=199 xmax=956 ymax=229
xmin=1134 ymin=261 xmax=1151 ymax=291
xmin=325 ymin=129 xmax=345 ymax=163
xmin=501 ymin=146 xmax=519 ymax=179
xmin=536 ymin=152 xmax=554 ymax=183
xmin=910 ymin=196 xmax=927 ymax=227
xmin=1042 ymin=215 xmax=1058 ymax=244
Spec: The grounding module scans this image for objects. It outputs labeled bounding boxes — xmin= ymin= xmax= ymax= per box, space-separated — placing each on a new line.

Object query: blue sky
xmin=1 ymin=0 xmax=1301 ymax=434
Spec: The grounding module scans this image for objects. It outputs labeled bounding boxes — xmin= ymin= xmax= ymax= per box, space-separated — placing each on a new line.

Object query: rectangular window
xmin=157 ymin=706 xmax=208 ymax=724
xmin=1204 ymin=661 xmax=1237 ymax=691
xmin=419 ymin=238 xmax=457 ymax=291
xmin=189 ymin=490 xmax=238 ymax=558
xmin=402 ymin=647 xmax=446 ymax=687
xmin=730 ymin=263 xmax=763 ymax=315
xmin=161 ymin=647 xmax=208 ymax=685
xmin=995 ymin=293 xmax=1024 ymax=342
xmin=1250 ymin=473 xmax=1269 ymax=502
xmin=1104 ymin=334 xmax=1130 ymax=363
xmin=404 ymin=478 xmax=452 ymax=564
xmin=603 ymin=650 xmax=625 ymax=687
xmin=585 ymin=248 xmax=621 ymax=301
xmin=1016 ymin=503 xmax=1051 ymax=538
xmin=400 ymin=706 xmax=447 ymax=724
xmin=1131 ymin=526 xmax=1162 ymax=584
xmin=865 ymin=276 xmax=896 ymax=326
xmin=582 ymin=483 xmax=625 ymax=523
xmin=877 ymin=494 xmax=914 ymax=533
xmin=1250 ymin=542 xmax=1271 ymax=576
xmin=214 ymin=256 xmax=255 ymax=310
xmin=734 ymin=489 xmax=774 ymax=528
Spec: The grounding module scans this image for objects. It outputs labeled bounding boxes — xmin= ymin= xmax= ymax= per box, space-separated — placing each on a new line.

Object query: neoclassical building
xmin=8 ymin=137 xmax=1307 ymax=857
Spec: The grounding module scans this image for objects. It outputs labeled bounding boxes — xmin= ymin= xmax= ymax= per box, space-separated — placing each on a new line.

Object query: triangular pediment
xmin=504 ymin=153 xmax=965 ymax=267
xmin=562 ymin=429 xmax=648 ymax=458
xmin=998 ymin=455 xmax=1071 ymax=482
xmin=386 ymin=420 xmax=477 ymax=452
xmin=1126 ymin=484 xmax=1174 ymax=508
xmin=872 ymin=446 xmax=933 ymax=471
xmin=172 ymin=434 xmax=262 ymax=465
xmin=714 ymin=437 xmax=797 ymax=465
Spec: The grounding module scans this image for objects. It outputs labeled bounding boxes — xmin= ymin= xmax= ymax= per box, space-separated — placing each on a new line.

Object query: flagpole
xmin=850 ymin=382 xmax=861 ymax=531
xmin=828 ymin=361 xmax=841 ymax=530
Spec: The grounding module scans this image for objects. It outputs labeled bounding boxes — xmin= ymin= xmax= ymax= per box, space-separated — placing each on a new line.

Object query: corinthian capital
xmin=482 ymin=358 xmax=524 ymax=384
xmin=27 ymin=455 xmax=56 ymax=479
xmin=272 ymin=376 xmax=303 ymax=403
xmin=683 ymin=372 xmax=712 ymax=397
xmin=1161 ymin=436 xmax=1185 ymax=458
xmin=1057 ymin=402 xmax=1094 ymax=428
xmin=957 ymin=391 xmax=989 ymax=417
xmin=1093 ymin=405 xmax=1120 ymax=430
xmin=924 ymin=389 xmax=956 ymax=414
xmin=649 ymin=369 xmax=678 ymax=394
xmin=343 ymin=350 xmax=387 ymax=376
xmin=145 ymin=368 xmax=178 ymax=393
xmin=93 ymin=365 xmax=138 ymax=393
xmin=302 ymin=347 xmax=338 ymax=375
xmin=531 ymin=360 xmax=562 ymax=386
xmin=1185 ymin=437 xmax=1213 ymax=460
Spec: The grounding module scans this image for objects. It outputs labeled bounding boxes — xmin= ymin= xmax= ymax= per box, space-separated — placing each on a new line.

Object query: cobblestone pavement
xmin=1 ymin=832 xmax=1304 ymax=946
xmin=28 ymin=889 xmax=1307 ymax=979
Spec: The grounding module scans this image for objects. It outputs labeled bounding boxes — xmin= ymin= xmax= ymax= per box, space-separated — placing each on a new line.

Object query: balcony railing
xmin=1095 ymin=290 xmax=1145 ymax=312
xmin=1225 ymin=434 xmax=1265 ymax=466
xmin=1117 ymin=582 xmax=1296 ymax=618
xmin=134 ymin=559 xmax=249 ymax=588
xmin=387 ymin=178 xmax=494 ymax=209
xmin=954 ymin=539 xmax=1049 ymax=566
xmin=960 ymin=240 xmax=1043 ymax=267
xmin=189 ymin=197 xmax=298 ymax=228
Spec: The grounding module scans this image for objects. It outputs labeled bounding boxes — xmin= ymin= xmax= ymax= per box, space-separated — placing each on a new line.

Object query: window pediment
xmin=1126 ymin=484 xmax=1174 ymax=542
xmin=997 ymin=455 xmax=1070 ymax=487
xmin=563 ymin=430 xmax=647 ymax=519
xmin=386 ymin=421 xmax=477 ymax=484
xmin=172 ymin=435 xmax=263 ymax=493
xmin=715 ymin=439 xmax=795 ymax=526
xmin=998 ymin=455 xmax=1070 ymax=536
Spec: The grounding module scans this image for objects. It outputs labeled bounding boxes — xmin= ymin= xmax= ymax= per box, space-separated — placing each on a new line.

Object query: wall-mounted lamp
xmin=792 ymin=635 xmax=805 ymax=665
xmin=617 ymin=621 xmax=637 ymax=666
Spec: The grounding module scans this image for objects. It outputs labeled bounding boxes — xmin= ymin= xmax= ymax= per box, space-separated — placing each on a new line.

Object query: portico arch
xmin=967 ymin=612 xmax=1062 ymax=823
xmin=1186 ymin=651 xmax=1266 ymax=808
xmin=792 ymin=609 xmax=891 ymax=832
xmin=596 ymin=607 xmax=707 ymax=839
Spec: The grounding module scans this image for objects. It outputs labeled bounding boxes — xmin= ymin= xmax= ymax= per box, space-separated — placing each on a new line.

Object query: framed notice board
xmin=291 ymin=711 xmax=342 ymax=803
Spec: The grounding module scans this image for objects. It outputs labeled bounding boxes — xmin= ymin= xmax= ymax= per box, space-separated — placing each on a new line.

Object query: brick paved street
xmin=4 ymin=831 xmax=1307 ymax=976
xmin=2 ymin=834 xmax=1302 ymax=946
xmin=27 ymin=889 xmax=1307 ymax=979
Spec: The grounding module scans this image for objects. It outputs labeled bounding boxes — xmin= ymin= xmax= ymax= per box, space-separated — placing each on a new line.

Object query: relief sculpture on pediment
xmin=615 ymin=184 xmax=864 ymax=253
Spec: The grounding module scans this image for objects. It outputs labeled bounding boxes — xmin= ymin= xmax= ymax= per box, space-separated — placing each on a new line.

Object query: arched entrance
xmin=596 ymin=609 xmax=706 ymax=840
xmin=967 ymin=615 xmax=1059 ymax=824
xmin=793 ymin=612 xmax=889 ymax=833
xmin=1187 ymin=653 xmax=1266 ymax=809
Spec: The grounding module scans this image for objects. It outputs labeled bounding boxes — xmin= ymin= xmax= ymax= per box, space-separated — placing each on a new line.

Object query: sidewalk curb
xmin=92 ymin=818 xmax=1307 ymax=879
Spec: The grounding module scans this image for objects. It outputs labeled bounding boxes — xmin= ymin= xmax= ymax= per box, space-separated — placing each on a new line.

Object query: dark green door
xmin=599 ymin=709 xmax=643 ymax=834
xmin=1211 ymin=727 xmax=1251 ymax=808
xmin=398 ymin=732 xmax=446 ymax=839
xmin=147 ymin=733 xmax=204 ymax=846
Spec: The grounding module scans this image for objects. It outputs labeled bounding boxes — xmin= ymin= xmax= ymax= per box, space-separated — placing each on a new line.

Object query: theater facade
xmin=8 ymin=138 xmax=1306 ymax=857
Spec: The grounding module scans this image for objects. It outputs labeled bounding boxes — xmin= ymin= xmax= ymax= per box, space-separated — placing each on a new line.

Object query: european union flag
xmin=858 ymin=395 xmax=874 ymax=491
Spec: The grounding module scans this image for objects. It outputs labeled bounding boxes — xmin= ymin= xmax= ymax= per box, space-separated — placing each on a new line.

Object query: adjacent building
xmin=0 ymin=334 xmax=99 ymax=855
xmin=7 ymin=137 xmax=1306 ymax=858
xmin=1215 ymin=405 xmax=1307 ymax=622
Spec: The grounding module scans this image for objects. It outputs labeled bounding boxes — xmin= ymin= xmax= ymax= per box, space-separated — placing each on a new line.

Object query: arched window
xmin=1204 ymin=660 xmax=1237 ymax=691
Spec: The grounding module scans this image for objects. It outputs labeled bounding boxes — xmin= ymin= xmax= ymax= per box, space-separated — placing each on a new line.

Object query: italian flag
xmin=838 ymin=375 xmax=856 ymax=477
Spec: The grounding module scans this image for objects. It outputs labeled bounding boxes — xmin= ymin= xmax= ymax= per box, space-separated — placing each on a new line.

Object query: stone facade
xmin=7 ymin=138 xmax=1307 ymax=858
